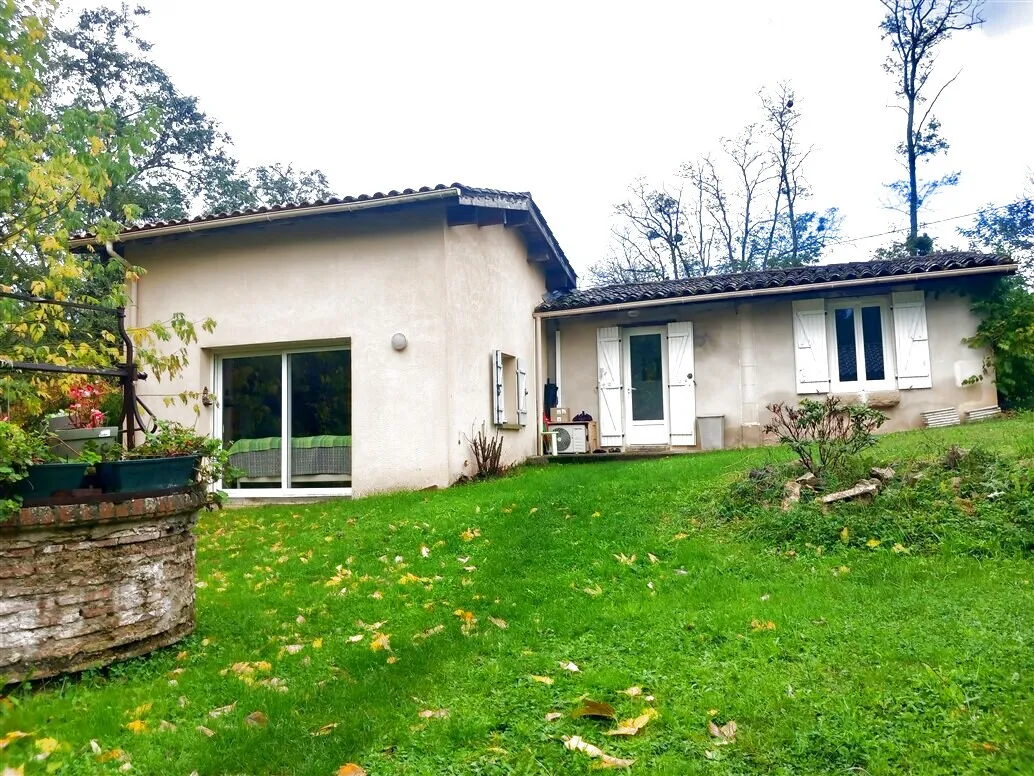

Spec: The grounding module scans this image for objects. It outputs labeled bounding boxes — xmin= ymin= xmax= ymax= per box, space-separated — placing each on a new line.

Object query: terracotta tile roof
xmin=535 ymin=252 xmax=1016 ymax=313
xmin=70 ymin=183 xmax=577 ymax=287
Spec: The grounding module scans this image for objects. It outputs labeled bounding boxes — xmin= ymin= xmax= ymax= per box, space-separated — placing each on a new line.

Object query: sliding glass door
xmin=218 ymin=347 xmax=351 ymax=494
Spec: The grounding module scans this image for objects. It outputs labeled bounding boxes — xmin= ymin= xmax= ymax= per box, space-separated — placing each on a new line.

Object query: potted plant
xmin=48 ymin=382 xmax=120 ymax=460
xmin=1 ymin=420 xmax=89 ymax=511
xmin=96 ymin=421 xmax=235 ymax=505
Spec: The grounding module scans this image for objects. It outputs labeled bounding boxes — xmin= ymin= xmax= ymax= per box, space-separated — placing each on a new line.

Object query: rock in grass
xmin=818 ymin=480 xmax=880 ymax=505
xmin=781 ymin=481 xmax=802 ymax=511
xmin=870 ymin=466 xmax=895 ymax=482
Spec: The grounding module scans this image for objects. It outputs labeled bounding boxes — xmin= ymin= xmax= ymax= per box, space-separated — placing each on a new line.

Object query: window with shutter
xmin=491 ymin=351 xmax=524 ymax=427
xmin=792 ymin=299 xmax=830 ymax=394
xmin=596 ymin=326 xmax=623 ymax=446
xmin=891 ymin=291 xmax=932 ymax=389
xmin=827 ymin=297 xmax=897 ymax=392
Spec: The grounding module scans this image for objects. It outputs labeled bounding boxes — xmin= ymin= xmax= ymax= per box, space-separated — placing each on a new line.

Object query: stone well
xmin=0 ymin=490 xmax=204 ymax=684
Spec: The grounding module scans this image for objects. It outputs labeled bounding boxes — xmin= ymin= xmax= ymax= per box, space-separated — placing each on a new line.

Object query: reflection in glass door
xmin=219 ymin=348 xmax=351 ymax=491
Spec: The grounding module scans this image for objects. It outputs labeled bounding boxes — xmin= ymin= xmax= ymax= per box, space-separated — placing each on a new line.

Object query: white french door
xmin=622 ymin=327 xmax=670 ymax=446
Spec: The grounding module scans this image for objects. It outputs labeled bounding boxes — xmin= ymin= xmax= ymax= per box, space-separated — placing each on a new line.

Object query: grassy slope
xmin=3 ymin=417 xmax=1034 ymax=775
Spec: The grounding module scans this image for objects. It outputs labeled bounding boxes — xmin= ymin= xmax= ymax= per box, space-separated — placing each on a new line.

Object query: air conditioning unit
xmin=552 ymin=423 xmax=588 ymax=454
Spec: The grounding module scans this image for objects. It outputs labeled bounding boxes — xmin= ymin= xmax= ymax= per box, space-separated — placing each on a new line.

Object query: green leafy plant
xmin=0 ymin=420 xmax=49 ymax=518
xmin=965 ymin=276 xmax=1034 ymax=409
xmin=127 ymin=420 xmax=239 ymax=508
xmin=764 ymin=397 xmax=887 ymax=477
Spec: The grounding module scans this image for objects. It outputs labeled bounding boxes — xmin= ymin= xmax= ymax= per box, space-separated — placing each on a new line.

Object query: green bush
xmin=0 ymin=420 xmax=48 ymax=518
xmin=764 ymin=397 xmax=887 ymax=477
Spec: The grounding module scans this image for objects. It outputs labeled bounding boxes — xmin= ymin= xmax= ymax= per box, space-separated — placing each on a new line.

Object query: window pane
xmin=861 ymin=306 xmax=886 ymax=381
xmin=629 ymin=333 xmax=664 ymax=421
xmin=834 ymin=308 xmax=858 ymax=382
xmin=289 ymin=350 xmax=351 ymax=488
xmin=222 ymin=355 xmax=282 ymax=489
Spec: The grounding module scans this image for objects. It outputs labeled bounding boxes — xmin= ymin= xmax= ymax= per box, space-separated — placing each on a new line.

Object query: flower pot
xmin=49 ymin=426 xmax=120 ymax=460
xmin=96 ymin=456 xmax=199 ymax=494
xmin=14 ymin=463 xmax=89 ymax=501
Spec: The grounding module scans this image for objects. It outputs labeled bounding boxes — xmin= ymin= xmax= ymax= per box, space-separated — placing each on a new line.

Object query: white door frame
xmin=622 ymin=326 xmax=670 ymax=446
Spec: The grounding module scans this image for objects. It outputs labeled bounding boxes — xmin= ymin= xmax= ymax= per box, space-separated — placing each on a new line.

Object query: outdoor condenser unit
xmin=551 ymin=423 xmax=588 ymax=454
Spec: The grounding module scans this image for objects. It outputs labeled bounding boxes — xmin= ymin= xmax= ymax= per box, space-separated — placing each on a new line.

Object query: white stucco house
xmin=70 ymin=184 xmax=1017 ymax=498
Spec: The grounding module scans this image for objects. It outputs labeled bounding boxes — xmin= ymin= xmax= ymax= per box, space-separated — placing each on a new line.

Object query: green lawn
xmin=3 ymin=417 xmax=1034 ymax=775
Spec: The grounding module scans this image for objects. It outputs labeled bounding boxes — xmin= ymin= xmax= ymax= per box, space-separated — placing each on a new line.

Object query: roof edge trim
xmin=67 ymin=187 xmax=462 ymax=248
xmin=534 ymin=264 xmax=1018 ymax=318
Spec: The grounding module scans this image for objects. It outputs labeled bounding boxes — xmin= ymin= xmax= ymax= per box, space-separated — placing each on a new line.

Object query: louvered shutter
xmin=596 ymin=327 xmax=623 ymax=446
xmin=516 ymin=357 xmax=528 ymax=426
xmin=666 ymin=322 xmax=696 ymax=446
xmin=792 ymin=299 xmax=830 ymax=394
xmin=492 ymin=350 xmax=504 ymax=425
xmin=892 ymin=291 xmax=932 ymax=389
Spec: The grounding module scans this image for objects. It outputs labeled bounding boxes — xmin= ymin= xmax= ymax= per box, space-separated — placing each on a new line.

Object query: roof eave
xmin=534 ymin=263 xmax=1019 ymax=318
xmin=67 ymin=187 xmax=463 ymax=249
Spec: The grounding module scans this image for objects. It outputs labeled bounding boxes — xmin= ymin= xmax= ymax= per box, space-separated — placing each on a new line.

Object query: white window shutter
xmin=666 ymin=322 xmax=696 ymax=446
xmin=492 ymin=350 xmax=504 ymax=425
xmin=516 ymin=357 xmax=528 ymax=426
xmin=596 ymin=326 xmax=623 ymax=446
xmin=892 ymin=291 xmax=932 ymax=389
xmin=792 ymin=299 xmax=830 ymax=394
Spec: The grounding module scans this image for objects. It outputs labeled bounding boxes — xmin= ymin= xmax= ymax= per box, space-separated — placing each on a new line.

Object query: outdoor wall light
xmin=391 ymin=332 xmax=408 ymax=351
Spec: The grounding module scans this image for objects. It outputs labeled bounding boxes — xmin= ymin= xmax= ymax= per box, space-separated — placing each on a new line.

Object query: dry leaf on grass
xmin=583 ymin=584 xmax=603 ymax=597
xmin=336 ymin=765 xmax=367 ymax=776
xmin=209 ymin=702 xmax=237 ymax=718
xmin=245 ymin=711 xmax=268 ymax=728
xmin=488 ymin=616 xmax=508 ymax=630
xmin=621 ymin=686 xmax=642 ymax=697
xmin=413 ymin=624 xmax=445 ymax=641
xmin=545 ymin=712 xmax=564 ymax=722
xmin=3 ymin=767 xmax=24 ymax=776
xmin=370 ymin=632 xmax=392 ymax=651
xmin=0 ymin=731 xmax=29 ymax=749
xmin=418 ymin=709 xmax=449 ymax=719
xmin=614 ymin=553 xmax=636 ymax=566
xmin=196 ymin=726 xmax=215 ymax=737
xmin=562 ymin=735 xmax=634 ymax=768
xmin=647 ymin=553 xmax=659 ymax=564
xmin=708 ymin=719 xmax=737 ymax=744
xmin=283 ymin=644 xmax=303 ymax=655
xmin=530 ymin=675 xmax=554 ymax=685
xmin=158 ymin=720 xmax=177 ymax=732
xmin=750 ymin=619 xmax=776 ymax=632
xmin=347 ymin=634 xmax=364 ymax=643
xmin=606 ymin=707 xmax=658 ymax=736
xmin=571 ymin=699 xmax=616 ymax=720
xmin=125 ymin=720 xmax=147 ymax=734
xmin=311 ymin=723 xmax=338 ymax=736
xmin=558 ymin=661 xmax=580 ymax=672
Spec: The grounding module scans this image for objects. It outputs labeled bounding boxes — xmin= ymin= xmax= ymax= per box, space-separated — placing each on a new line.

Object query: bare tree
xmin=879 ymin=0 xmax=984 ymax=246
xmin=760 ymin=83 xmax=812 ymax=265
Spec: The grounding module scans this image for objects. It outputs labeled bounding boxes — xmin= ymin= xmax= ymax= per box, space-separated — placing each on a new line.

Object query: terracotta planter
xmin=96 ymin=456 xmax=199 ymax=494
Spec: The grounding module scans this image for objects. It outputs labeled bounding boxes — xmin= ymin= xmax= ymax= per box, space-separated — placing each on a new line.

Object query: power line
xmin=832 ymin=201 xmax=1019 ymax=246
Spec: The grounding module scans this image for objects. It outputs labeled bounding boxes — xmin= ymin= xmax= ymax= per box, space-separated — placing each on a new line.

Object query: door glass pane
xmin=222 ymin=355 xmax=282 ymax=488
xmin=861 ymin=306 xmax=885 ymax=380
xmin=834 ymin=308 xmax=858 ymax=382
xmin=289 ymin=350 xmax=351 ymax=488
xmin=629 ymin=333 xmax=664 ymax=421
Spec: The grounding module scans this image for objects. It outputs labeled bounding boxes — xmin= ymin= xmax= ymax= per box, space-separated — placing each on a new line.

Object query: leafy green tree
xmin=0 ymin=1 xmax=211 ymax=422
xmin=878 ymin=0 xmax=983 ymax=247
xmin=53 ymin=4 xmax=333 ymax=223
xmin=960 ymin=188 xmax=1033 ymax=277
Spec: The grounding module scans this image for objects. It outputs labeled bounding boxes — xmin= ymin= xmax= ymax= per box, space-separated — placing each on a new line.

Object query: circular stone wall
xmin=0 ymin=490 xmax=204 ymax=684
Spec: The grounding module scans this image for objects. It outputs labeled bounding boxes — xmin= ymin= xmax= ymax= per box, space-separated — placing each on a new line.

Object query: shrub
xmin=0 ymin=421 xmax=48 ymax=517
xmin=128 ymin=420 xmax=238 ymax=508
xmin=764 ymin=397 xmax=887 ymax=477
xmin=466 ymin=424 xmax=506 ymax=479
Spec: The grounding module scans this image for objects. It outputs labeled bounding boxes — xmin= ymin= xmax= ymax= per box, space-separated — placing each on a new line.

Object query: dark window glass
xmin=221 ymin=355 xmax=282 ymax=489
xmin=289 ymin=350 xmax=352 ymax=489
xmin=629 ymin=333 xmax=664 ymax=421
xmin=861 ymin=306 xmax=885 ymax=380
xmin=834 ymin=308 xmax=857 ymax=382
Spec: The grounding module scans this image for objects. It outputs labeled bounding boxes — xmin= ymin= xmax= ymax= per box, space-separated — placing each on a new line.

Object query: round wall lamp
xmin=391 ymin=332 xmax=408 ymax=351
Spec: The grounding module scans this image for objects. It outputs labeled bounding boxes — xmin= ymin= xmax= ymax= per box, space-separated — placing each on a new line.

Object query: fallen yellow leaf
xmin=196 ymin=725 xmax=216 ymax=737
xmin=562 ymin=735 xmax=634 ymax=768
xmin=708 ymin=719 xmax=738 ymax=743
xmin=488 ymin=616 xmax=508 ymax=630
xmin=545 ymin=712 xmax=564 ymax=722
xmin=417 ymin=709 xmax=449 ymax=719
xmin=621 ymin=686 xmax=642 ymax=697
xmin=0 ymin=731 xmax=29 ymax=749
xmin=571 ymin=699 xmax=616 ymax=719
xmin=370 ymin=632 xmax=392 ymax=651
xmin=209 ymin=702 xmax=237 ymax=718
xmin=558 ymin=660 xmax=580 ymax=672
xmin=606 ymin=707 xmax=658 ymax=736
xmin=336 ymin=765 xmax=367 ymax=776
xmin=245 ymin=711 xmax=268 ymax=728
xmin=312 ymin=638 xmax=324 ymax=649
xmin=530 ymin=675 xmax=554 ymax=685
xmin=866 ymin=538 xmax=881 ymax=548
xmin=125 ymin=720 xmax=147 ymax=734
xmin=311 ymin=723 xmax=338 ymax=736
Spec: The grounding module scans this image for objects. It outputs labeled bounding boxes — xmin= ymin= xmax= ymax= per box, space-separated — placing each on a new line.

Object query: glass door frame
xmin=622 ymin=326 xmax=671 ymax=446
xmin=212 ymin=344 xmax=352 ymax=499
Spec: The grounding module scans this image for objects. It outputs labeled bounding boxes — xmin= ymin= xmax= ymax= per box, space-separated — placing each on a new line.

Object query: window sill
xmin=495 ymin=423 xmax=523 ymax=431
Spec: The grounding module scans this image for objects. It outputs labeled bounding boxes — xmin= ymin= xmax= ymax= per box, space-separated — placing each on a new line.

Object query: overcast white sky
xmin=76 ymin=0 xmax=1034 ymax=278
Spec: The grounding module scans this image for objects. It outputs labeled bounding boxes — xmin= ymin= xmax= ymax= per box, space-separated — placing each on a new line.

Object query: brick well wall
xmin=0 ymin=490 xmax=204 ymax=684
